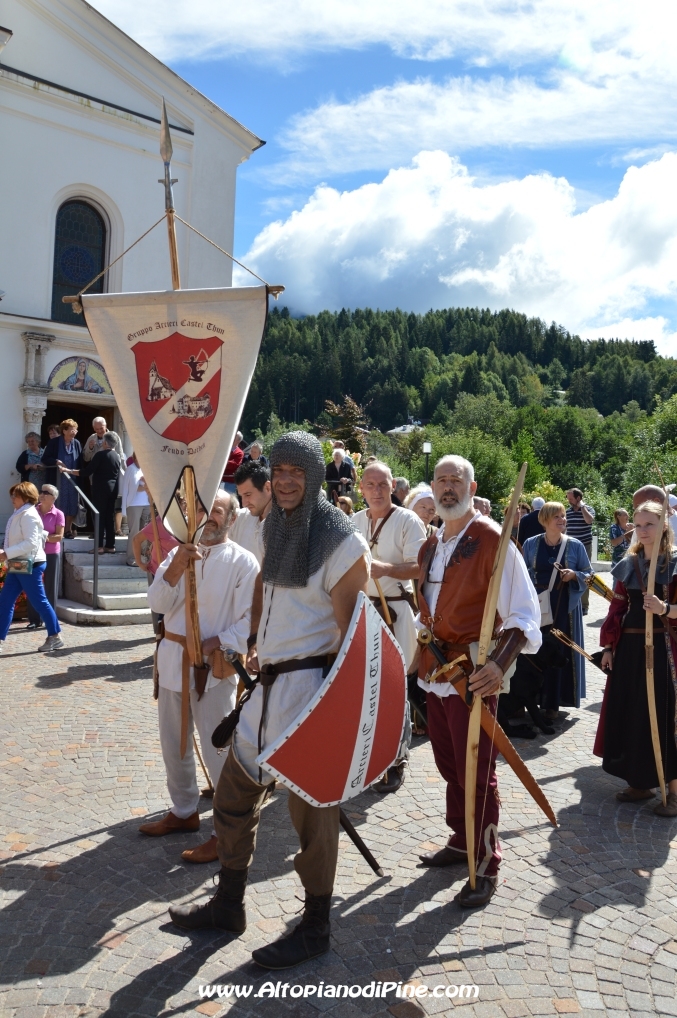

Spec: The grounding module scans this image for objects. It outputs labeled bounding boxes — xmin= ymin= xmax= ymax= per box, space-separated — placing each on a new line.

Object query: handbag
xmin=7 ymin=558 xmax=34 ymax=574
xmin=537 ymin=536 xmax=567 ymax=627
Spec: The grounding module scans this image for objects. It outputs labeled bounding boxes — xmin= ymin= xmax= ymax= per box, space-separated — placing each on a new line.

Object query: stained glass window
xmin=51 ymin=201 xmax=106 ymax=324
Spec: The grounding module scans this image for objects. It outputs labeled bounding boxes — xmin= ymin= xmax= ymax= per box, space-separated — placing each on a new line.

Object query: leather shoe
xmin=455 ymin=876 xmax=497 ymax=908
xmin=252 ymin=893 xmax=331 ymax=969
xmin=374 ymin=764 xmax=405 ymax=794
xmin=138 ymin=811 xmax=200 ymax=836
xmin=182 ymin=835 xmax=219 ymax=863
xmin=419 ymin=845 xmax=467 ymax=867
xmin=169 ymin=866 xmax=247 ymax=932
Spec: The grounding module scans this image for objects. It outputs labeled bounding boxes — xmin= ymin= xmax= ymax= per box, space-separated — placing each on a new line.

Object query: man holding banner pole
xmin=140 ymin=492 xmax=259 ymax=863
xmin=415 ymin=455 xmax=541 ymax=908
xmin=168 ymin=431 xmax=370 ymax=970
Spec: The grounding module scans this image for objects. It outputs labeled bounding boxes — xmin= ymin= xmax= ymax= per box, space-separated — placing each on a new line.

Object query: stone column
xmin=21 ymin=332 xmax=55 ymax=436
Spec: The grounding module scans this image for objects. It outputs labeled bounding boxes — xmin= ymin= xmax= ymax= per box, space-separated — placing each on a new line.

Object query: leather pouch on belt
xmin=193 ymin=663 xmax=210 ymax=699
xmin=207 ymin=649 xmax=242 ymax=680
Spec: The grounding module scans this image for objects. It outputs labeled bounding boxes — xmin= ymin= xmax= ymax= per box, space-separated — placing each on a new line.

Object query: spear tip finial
xmin=160 ymin=97 xmax=173 ymax=165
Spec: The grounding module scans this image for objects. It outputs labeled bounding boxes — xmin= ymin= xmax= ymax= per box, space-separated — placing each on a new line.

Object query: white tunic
xmin=417 ymin=515 xmax=541 ymax=698
xmin=235 ymin=529 xmax=370 ymax=781
xmin=352 ymin=506 xmax=426 ymax=671
xmin=230 ymin=507 xmax=266 ymax=566
xmin=148 ymin=539 xmax=259 ymax=694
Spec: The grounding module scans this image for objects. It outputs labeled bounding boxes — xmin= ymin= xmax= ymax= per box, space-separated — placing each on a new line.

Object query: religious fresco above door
xmin=48 ymin=356 xmax=111 ymax=395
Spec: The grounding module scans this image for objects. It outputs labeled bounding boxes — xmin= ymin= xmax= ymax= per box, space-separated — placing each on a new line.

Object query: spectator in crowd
xmin=404 ymin=485 xmax=437 ymax=537
xmin=82 ymin=416 xmax=124 ymax=463
xmin=633 ymin=484 xmax=665 ymax=508
xmin=473 ymin=496 xmax=492 ymax=516
xmin=391 ymin=476 xmax=410 ymax=506
xmin=325 ymin=447 xmax=353 ymax=504
xmin=337 ymin=496 xmax=354 ymax=516
xmin=221 ymin=431 xmax=244 ymax=493
xmin=229 ymin=460 xmax=272 ymax=566
xmin=42 ymin=419 xmax=82 ymax=538
xmin=16 ymin=432 xmax=45 ymax=489
xmin=60 ymin=432 xmax=121 ymax=554
xmin=565 ymin=488 xmax=596 ymax=614
xmin=522 ymin=502 xmax=592 ymax=720
xmin=0 ymin=482 xmax=63 ymax=652
xmin=243 ymin=441 xmax=268 ymax=468
xmin=518 ymin=496 xmax=546 ymax=545
xmin=120 ymin=454 xmax=150 ymax=566
xmin=609 ymin=509 xmax=634 ymax=564
xmin=505 ymin=503 xmax=521 ymax=543
xmin=25 ymin=484 xmax=65 ymax=631
xmin=331 ymin=440 xmax=355 ymax=472
xmin=668 ymin=494 xmax=677 ymax=546
xmin=132 ymin=494 xmax=180 ymax=635
xmin=47 ymin=424 xmax=60 ymax=440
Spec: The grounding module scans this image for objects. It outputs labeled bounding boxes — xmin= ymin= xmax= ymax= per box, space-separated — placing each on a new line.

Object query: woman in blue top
xmin=522 ymin=502 xmax=592 ymax=716
xmin=41 ymin=419 xmax=82 ymax=538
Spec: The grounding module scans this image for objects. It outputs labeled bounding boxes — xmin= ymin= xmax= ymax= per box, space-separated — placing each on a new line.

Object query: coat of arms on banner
xmin=132 ymin=333 xmax=223 ymax=444
xmin=257 ymin=592 xmax=407 ymax=807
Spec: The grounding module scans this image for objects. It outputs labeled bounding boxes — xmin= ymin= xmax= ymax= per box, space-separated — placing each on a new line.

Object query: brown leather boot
xmin=181 ymin=835 xmax=219 ymax=863
xmin=169 ymin=866 xmax=247 ymax=932
xmin=138 ymin=811 xmax=200 ymax=836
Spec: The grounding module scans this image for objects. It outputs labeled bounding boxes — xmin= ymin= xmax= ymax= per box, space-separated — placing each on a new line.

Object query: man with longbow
xmin=415 ymin=455 xmax=542 ymax=907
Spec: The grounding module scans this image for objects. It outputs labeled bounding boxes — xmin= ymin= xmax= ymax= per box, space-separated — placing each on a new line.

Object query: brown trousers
xmin=213 ymin=747 xmax=339 ymax=896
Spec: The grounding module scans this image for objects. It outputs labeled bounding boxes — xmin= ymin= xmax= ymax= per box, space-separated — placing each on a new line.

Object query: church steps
xmin=60 ymin=535 xmax=151 ymax=621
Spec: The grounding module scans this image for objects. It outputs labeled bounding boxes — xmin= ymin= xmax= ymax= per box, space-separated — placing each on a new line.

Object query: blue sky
xmin=100 ymin=1 xmax=677 ymax=353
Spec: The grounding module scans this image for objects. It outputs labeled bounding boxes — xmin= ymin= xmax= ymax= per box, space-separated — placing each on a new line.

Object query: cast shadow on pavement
xmin=536 ymin=763 xmax=677 ymax=942
xmin=34 ymin=656 xmax=154 ymax=688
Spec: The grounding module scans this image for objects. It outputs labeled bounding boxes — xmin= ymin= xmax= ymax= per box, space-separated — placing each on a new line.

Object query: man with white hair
xmin=392 ymin=476 xmax=410 ymax=506
xmin=354 ymin=460 xmax=426 ymax=792
xmin=141 ymin=492 xmax=259 ymax=864
xmin=415 ymin=455 xmax=541 ymax=908
xmin=518 ymin=495 xmax=546 ymax=545
xmin=82 ymin=417 xmax=124 ymax=462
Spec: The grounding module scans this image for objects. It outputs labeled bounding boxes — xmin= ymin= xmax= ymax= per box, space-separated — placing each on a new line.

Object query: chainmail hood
xmin=262 ymin=431 xmax=354 ymax=587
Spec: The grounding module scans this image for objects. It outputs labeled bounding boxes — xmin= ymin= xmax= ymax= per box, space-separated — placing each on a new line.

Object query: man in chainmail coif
xmin=168 ymin=431 xmax=371 ymax=969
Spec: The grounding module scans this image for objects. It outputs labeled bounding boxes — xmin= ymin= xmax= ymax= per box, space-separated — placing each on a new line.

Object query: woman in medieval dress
xmin=595 ymin=501 xmax=677 ymax=816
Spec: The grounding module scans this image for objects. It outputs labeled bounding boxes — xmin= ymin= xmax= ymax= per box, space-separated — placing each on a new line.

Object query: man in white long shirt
xmin=353 ymin=461 xmax=426 ymax=792
xmin=120 ymin=454 xmax=150 ymax=565
xmin=168 ymin=431 xmax=370 ymax=971
xmin=414 ymin=455 xmax=541 ymax=908
xmin=229 ymin=459 xmax=272 ymax=566
xmin=141 ymin=492 xmax=259 ymax=864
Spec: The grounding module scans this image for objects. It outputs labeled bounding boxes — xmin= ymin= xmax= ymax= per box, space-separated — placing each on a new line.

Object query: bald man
xmin=633 ymin=485 xmax=666 ymax=509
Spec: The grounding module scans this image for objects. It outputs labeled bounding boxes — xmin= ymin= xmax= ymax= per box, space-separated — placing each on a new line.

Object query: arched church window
xmin=51 ymin=200 xmax=106 ymax=324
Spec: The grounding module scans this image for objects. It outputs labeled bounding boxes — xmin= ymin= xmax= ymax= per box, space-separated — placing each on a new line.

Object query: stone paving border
xmin=1 ymin=597 xmax=677 ymax=1018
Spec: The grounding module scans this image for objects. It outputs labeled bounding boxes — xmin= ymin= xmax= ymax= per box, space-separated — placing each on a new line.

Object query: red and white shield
xmin=132 ymin=333 xmax=223 ymax=445
xmin=256 ymin=592 xmax=407 ymax=807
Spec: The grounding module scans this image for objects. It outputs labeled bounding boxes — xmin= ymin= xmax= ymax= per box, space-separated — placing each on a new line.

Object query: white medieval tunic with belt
xmin=147 ymin=540 xmax=259 ymax=820
xmin=353 ymin=506 xmax=426 ymax=672
xmin=230 ymin=507 xmax=265 ymax=566
xmin=417 ymin=514 xmax=541 ymax=697
xmin=233 ymin=530 xmax=370 ymax=783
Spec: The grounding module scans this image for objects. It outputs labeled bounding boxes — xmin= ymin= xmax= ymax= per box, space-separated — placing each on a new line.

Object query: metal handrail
xmin=59 ymin=471 xmax=100 ymax=609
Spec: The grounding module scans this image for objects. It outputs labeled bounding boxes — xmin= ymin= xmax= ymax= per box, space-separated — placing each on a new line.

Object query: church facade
xmin=0 ymin=0 xmax=263 ymax=528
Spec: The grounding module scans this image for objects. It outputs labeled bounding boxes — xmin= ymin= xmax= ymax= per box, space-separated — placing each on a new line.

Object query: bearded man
xmin=141 ymin=492 xmax=259 ymax=864
xmin=416 ymin=456 xmax=540 ymax=907
xmin=168 ymin=431 xmax=370 ymax=969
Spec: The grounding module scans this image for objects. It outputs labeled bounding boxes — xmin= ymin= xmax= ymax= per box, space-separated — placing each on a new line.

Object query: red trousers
xmin=426 ymin=689 xmax=502 ymax=877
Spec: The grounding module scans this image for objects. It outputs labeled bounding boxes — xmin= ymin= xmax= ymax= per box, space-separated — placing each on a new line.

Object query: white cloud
xmin=271 ymin=71 xmax=676 ymax=181
xmin=238 ymin=150 xmax=677 ymax=351
xmin=93 ymin=0 xmax=669 ymax=67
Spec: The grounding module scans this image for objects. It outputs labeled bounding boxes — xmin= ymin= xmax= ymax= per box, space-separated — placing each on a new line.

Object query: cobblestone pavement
xmin=2 ymin=594 xmax=677 ymax=1018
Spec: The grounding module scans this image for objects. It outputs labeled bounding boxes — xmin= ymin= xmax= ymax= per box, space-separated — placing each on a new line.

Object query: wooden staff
xmin=180 ymin=466 xmax=204 ymax=759
xmin=373 ymin=577 xmax=393 ymax=630
xmin=466 ymin=462 xmax=528 ymax=889
xmin=645 ymin=496 xmax=668 ymax=807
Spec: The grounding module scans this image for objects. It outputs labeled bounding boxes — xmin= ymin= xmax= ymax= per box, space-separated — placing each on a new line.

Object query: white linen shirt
xmin=230 ymin=508 xmax=266 ymax=566
xmin=120 ymin=463 xmax=149 ymax=515
xmin=352 ymin=505 xmax=426 ymax=671
xmin=3 ymin=505 xmax=47 ymax=563
xmin=418 ymin=514 xmax=541 ymax=697
xmin=148 ymin=539 xmax=259 ymax=693
xmin=257 ymin=530 xmax=370 ymax=665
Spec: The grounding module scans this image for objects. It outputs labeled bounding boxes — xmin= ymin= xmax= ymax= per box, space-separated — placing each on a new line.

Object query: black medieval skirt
xmin=603 ymin=588 xmax=677 ymax=789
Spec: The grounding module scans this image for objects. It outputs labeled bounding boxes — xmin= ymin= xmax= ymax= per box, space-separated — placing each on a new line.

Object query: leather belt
xmin=258 ymin=654 xmax=332 ymax=686
xmin=623 ymin=627 xmax=663 ymax=634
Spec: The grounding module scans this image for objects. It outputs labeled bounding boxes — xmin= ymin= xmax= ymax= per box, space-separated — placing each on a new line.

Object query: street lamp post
xmin=423 ymin=440 xmax=432 ymax=485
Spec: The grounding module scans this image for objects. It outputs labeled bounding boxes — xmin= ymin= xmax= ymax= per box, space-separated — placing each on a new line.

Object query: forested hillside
xmin=241 ymin=305 xmax=677 ymax=434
